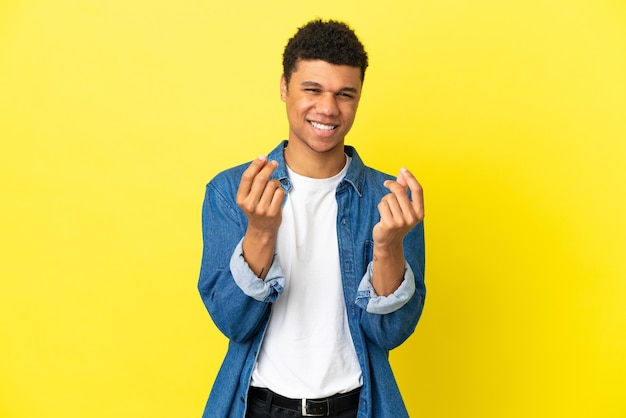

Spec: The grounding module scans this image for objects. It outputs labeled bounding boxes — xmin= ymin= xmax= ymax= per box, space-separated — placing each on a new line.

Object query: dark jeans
xmin=245 ymin=390 xmax=359 ymax=418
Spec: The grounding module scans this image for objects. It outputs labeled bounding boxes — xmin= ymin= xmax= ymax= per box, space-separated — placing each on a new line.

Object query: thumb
xmin=396 ymin=168 xmax=408 ymax=187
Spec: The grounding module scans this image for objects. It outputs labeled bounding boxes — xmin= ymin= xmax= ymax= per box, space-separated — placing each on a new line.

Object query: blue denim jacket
xmin=198 ymin=141 xmax=426 ymax=417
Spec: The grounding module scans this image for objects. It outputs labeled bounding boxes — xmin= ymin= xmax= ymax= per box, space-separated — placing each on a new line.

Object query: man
xmin=198 ymin=19 xmax=426 ymax=417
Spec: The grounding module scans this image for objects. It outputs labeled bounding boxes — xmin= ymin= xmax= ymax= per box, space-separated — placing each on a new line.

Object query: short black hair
xmin=282 ymin=19 xmax=369 ymax=85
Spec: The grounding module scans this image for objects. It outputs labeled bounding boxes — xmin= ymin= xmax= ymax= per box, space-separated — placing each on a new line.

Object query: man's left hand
xmin=373 ymin=167 xmax=424 ymax=249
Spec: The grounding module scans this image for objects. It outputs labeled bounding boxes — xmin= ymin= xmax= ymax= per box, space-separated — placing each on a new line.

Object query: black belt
xmin=249 ymin=386 xmax=361 ymax=417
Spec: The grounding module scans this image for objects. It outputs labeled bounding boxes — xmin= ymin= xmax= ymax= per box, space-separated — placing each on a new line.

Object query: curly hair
xmin=282 ymin=19 xmax=369 ymax=84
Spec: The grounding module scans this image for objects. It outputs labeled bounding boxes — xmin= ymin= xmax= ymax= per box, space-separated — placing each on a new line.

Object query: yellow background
xmin=1 ymin=0 xmax=625 ymax=417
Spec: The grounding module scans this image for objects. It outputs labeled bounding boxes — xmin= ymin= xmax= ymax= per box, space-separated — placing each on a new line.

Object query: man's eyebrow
xmin=300 ymin=81 xmax=359 ymax=93
xmin=300 ymin=81 xmax=322 ymax=87
xmin=339 ymin=86 xmax=359 ymax=94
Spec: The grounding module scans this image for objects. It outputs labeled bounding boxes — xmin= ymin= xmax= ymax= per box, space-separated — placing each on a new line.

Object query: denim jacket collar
xmin=267 ymin=140 xmax=365 ymax=197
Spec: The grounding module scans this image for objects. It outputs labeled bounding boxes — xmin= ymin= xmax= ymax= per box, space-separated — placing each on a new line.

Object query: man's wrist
xmin=373 ymin=241 xmax=403 ymax=259
xmin=245 ymin=226 xmax=278 ymax=244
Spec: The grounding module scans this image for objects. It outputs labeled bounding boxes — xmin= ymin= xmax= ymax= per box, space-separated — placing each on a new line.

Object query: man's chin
xmin=307 ymin=139 xmax=344 ymax=154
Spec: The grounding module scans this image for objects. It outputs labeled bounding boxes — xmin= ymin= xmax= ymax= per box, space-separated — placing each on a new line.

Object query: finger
xmin=248 ymin=160 xmax=278 ymax=201
xmin=237 ymin=156 xmax=269 ymax=201
xmin=384 ymin=179 xmax=407 ymax=195
xmin=257 ymin=179 xmax=282 ymax=213
xmin=399 ymin=168 xmax=422 ymax=195
xmin=399 ymin=168 xmax=425 ymax=219
xmin=250 ymin=161 xmax=278 ymax=197
xmin=384 ymin=180 xmax=415 ymax=222
xmin=377 ymin=198 xmax=393 ymax=226
xmin=396 ymin=168 xmax=408 ymax=188
xmin=381 ymin=193 xmax=405 ymax=225
xmin=268 ymin=184 xmax=285 ymax=214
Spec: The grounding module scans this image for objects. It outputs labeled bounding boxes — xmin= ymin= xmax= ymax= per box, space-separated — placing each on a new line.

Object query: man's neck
xmin=284 ymin=141 xmax=347 ymax=179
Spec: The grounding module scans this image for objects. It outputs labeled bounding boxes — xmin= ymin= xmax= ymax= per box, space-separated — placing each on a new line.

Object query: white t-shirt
xmin=250 ymin=156 xmax=363 ymax=398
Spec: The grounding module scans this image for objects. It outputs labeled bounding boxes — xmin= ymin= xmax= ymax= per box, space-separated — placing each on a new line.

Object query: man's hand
xmin=373 ymin=168 xmax=424 ymax=247
xmin=237 ymin=156 xmax=285 ymax=279
xmin=237 ymin=156 xmax=284 ymax=233
xmin=371 ymin=168 xmax=424 ymax=295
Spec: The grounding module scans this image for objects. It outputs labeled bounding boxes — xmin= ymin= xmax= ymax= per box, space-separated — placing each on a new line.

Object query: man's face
xmin=281 ymin=60 xmax=362 ymax=155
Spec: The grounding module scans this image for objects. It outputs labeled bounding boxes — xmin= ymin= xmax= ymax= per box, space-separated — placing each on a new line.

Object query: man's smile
xmin=309 ymin=121 xmax=338 ymax=131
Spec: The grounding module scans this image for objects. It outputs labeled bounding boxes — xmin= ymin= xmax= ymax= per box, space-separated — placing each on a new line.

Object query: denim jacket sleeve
xmin=354 ymin=221 xmax=426 ymax=351
xmin=355 ymin=260 xmax=416 ymax=315
xmin=229 ymin=238 xmax=285 ymax=302
xmin=197 ymin=172 xmax=283 ymax=344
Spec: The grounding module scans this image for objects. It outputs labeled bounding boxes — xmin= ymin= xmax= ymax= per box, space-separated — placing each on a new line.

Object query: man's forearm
xmin=242 ymin=227 xmax=277 ymax=280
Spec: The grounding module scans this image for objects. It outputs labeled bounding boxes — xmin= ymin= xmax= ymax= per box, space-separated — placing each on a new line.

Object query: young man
xmin=198 ymin=19 xmax=426 ymax=417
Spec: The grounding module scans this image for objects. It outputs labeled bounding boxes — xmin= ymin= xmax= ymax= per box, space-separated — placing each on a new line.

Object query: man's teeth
xmin=310 ymin=121 xmax=336 ymax=131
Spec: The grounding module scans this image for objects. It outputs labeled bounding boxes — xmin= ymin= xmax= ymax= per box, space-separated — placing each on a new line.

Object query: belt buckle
xmin=301 ymin=398 xmax=328 ymax=417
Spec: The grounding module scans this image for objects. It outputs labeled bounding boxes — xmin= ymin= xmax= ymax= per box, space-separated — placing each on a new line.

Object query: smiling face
xmin=281 ymin=59 xmax=362 ymax=167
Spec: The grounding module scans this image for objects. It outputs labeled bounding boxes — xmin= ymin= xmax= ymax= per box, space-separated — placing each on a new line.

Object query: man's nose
xmin=316 ymin=93 xmax=339 ymax=115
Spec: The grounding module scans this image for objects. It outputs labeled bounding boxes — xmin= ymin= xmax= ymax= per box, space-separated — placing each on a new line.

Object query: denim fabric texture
xmin=198 ymin=141 xmax=426 ymax=417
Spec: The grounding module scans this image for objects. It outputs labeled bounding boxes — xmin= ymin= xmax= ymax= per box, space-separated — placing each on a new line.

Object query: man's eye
xmin=305 ymin=88 xmax=321 ymax=93
xmin=338 ymin=92 xmax=354 ymax=99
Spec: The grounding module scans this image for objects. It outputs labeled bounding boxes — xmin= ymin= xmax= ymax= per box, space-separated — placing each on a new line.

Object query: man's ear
xmin=280 ymin=75 xmax=287 ymax=102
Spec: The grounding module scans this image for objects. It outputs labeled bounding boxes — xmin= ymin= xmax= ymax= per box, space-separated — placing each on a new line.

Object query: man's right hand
xmin=236 ymin=156 xmax=285 ymax=279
